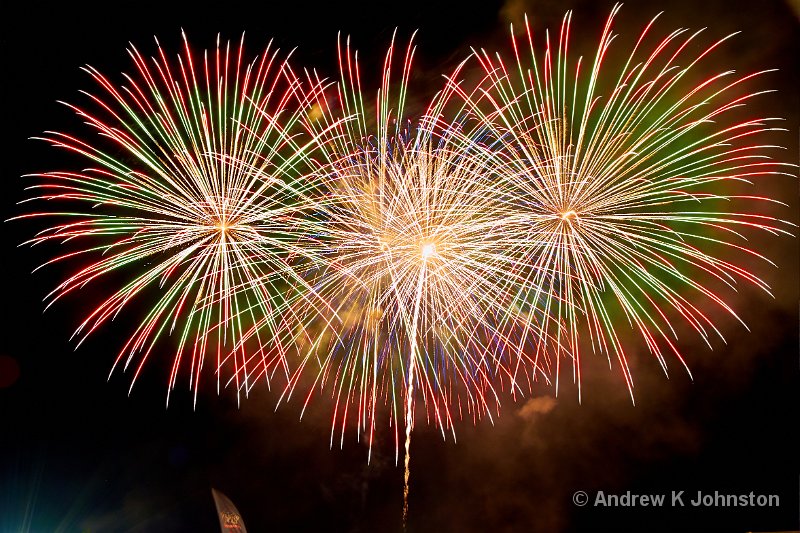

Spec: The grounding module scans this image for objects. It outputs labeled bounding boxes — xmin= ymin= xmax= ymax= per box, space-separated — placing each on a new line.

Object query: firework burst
xmin=455 ymin=5 xmax=794 ymax=400
xmin=18 ymin=33 xmax=331 ymax=403
xmin=266 ymin=34 xmax=557 ymax=521
xmin=15 ymin=10 xmax=793 ymax=529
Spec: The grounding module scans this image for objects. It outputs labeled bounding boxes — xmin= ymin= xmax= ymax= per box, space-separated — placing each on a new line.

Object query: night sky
xmin=2 ymin=1 xmax=798 ymax=532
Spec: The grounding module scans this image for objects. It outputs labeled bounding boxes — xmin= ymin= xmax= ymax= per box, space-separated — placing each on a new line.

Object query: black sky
xmin=1 ymin=0 xmax=798 ymax=532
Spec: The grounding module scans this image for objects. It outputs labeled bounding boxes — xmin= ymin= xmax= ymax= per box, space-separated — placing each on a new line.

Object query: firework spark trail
xmin=450 ymin=5 xmax=795 ymax=400
xmin=402 ymin=263 xmax=424 ymax=526
xmin=17 ymin=33 xmax=333 ymax=404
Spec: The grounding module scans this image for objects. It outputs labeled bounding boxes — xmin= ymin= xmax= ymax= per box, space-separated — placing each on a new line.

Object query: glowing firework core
xmin=560 ymin=210 xmax=578 ymax=222
xmin=420 ymin=242 xmax=436 ymax=260
xmin=211 ymin=215 xmax=242 ymax=237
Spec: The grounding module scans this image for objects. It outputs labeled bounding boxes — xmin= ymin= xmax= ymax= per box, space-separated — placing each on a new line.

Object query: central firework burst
xmin=269 ymin=35 xmax=555 ymax=522
xmin=304 ymin=36 xmax=531 ymax=437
